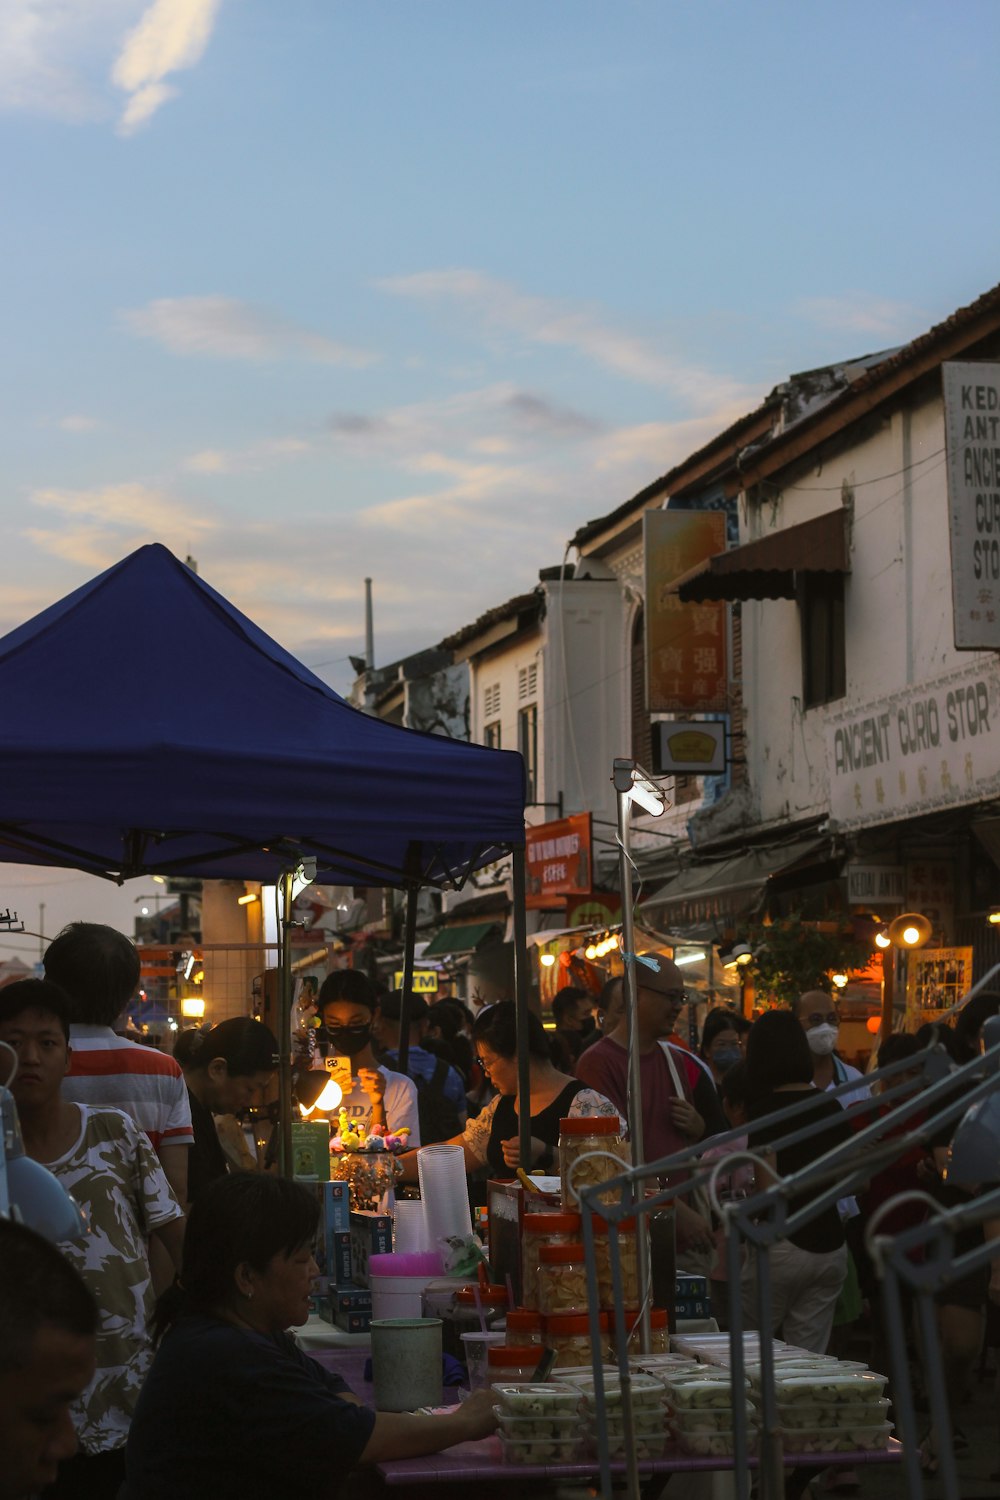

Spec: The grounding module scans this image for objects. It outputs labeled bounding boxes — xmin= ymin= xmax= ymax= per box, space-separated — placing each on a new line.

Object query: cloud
xmin=794 ymin=293 xmax=920 ymax=340
xmin=123 ymin=296 xmax=376 ymax=366
xmin=58 ymin=414 xmax=103 ymax=433
xmin=112 ymin=0 xmax=222 ymax=134
xmin=25 ymin=482 xmax=218 ymax=568
xmin=376 ymin=269 xmax=752 ymax=411
xmin=182 ymin=437 xmax=311 ymax=474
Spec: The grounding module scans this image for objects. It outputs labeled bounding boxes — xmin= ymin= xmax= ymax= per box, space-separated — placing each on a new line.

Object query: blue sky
xmin=1 ymin=0 xmax=999 ymax=954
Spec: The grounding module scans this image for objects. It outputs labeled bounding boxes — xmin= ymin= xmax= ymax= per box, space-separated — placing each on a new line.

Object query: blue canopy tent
xmin=0 ymin=544 xmax=529 ymax=1167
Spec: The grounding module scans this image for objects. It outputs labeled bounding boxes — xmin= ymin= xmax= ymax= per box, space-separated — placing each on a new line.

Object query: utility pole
xmin=38 ymin=902 xmax=45 ymax=963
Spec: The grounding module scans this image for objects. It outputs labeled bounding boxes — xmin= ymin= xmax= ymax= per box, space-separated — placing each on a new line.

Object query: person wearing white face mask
xmin=793 ymin=991 xmax=871 ymax=1108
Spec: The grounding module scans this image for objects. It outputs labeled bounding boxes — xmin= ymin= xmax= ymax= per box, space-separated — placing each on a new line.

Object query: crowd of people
xmin=3 ymin=920 xmax=1000 ymax=1498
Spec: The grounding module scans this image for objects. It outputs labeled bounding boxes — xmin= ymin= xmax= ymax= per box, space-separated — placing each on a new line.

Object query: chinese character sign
xmin=525 ymin=814 xmax=593 ymax=909
xmin=644 ymin=510 xmax=728 ymax=713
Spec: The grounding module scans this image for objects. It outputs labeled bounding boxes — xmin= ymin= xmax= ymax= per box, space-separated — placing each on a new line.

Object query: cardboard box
xmin=350 ymin=1210 xmax=392 ymax=1285
xmin=675 ymin=1273 xmax=709 ymax=1301
xmin=291 ymin=1121 xmax=331 ymax=1181
xmin=329 ymin=1231 xmax=353 ymax=1287
xmin=335 ymin=1309 xmax=372 ymax=1334
xmin=313 ymin=1181 xmax=351 ymax=1277
xmin=331 ymin=1284 xmax=372 ymax=1313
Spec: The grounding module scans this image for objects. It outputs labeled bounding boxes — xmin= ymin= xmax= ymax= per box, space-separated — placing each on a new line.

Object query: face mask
xmin=807 ymin=1023 xmax=839 ymax=1056
xmin=712 ymin=1047 xmax=742 ymax=1075
xmin=323 ymin=1024 xmax=372 ymax=1058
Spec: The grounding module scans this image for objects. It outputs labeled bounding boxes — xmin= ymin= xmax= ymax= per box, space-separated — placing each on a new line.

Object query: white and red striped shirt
xmin=62 ymin=1024 xmax=193 ymax=1154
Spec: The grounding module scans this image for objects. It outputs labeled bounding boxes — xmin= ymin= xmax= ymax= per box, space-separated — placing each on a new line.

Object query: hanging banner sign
xmin=942 ymin=361 xmax=1000 ymax=650
xmin=645 ymin=510 xmax=728 ymax=713
xmin=525 ymin=813 xmax=592 ymax=910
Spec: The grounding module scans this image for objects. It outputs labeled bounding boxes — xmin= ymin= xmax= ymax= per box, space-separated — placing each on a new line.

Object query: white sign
xmin=652 ymin=719 xmax=727 ymax=775
xmin=827 ymin=658 xmax=1000 ymax=829
xmin=845 ymin=863 xmax=906 ymax=906
xmin=943 ymin=361 xmax=1000 ymax=650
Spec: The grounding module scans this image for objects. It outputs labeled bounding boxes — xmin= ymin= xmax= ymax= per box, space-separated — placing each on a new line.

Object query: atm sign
xmin=392 ymin=970 xmax=439 ymax=994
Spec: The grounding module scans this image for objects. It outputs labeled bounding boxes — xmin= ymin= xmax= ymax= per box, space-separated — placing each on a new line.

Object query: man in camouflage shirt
xmin=0 ymin=980 xmax=183 ymax=1499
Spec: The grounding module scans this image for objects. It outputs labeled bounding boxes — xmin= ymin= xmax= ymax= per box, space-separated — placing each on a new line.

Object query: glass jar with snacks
xmin=487 ymin=1344 xmax=544 ymax=1385
xmin=421 ymin=1280 xmax=508 ymax=1359
xmin=521 ymin=1211 xmax=581 ymax=1311
xmin=542 ymin=1310 xmax=612 ymax=1365
xmin=608 ymin=1306 xmax=670 ymax=1354
xmin=559 ymin=1117 xmax=628 ymax=1207
xmin=505 ymin=1309 xmax=543 ymax=1346
xmin=537 ymin=1243 xmax=589 ymax=1315
xmin=590 ymin=1215 xmax=641 ymax=1308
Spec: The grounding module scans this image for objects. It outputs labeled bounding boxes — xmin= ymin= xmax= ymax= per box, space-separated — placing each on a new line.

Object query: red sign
xmin=644 ymin=510 xmax=728 ymax=713
xmin=525 ymin=814 xmax=593 ymax=910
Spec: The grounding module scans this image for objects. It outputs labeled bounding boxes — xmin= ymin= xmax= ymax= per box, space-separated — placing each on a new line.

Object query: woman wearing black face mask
xmin=312 ymin=972 xmax=421 ymax=1145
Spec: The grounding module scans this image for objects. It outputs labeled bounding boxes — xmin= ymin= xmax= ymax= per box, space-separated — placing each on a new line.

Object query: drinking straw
xmin=473 ymin=1284 xmax=488 ymax=1336
xmin=505 ymin=1272 xmax=515 ymax=1309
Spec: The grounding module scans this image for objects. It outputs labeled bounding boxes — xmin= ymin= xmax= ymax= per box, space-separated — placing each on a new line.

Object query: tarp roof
xmin=642 ymin=835 xmax=839 ymax=932
xmin=0 ymin=545 xmax=526 ymax=888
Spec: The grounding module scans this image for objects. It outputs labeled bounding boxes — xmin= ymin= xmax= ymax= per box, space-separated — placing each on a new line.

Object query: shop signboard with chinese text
xmin=525 ymin=813 xmax=592 ymax=910
xmin=826 ymin=659 xmax=1000 ymax=830
xmin=942 ymin=361 xmax=1000 ymax=650
xmin=644 ymin=510 xmax=728 ymax=713
xmin=905 ymin=860 xmax=955 ymax=947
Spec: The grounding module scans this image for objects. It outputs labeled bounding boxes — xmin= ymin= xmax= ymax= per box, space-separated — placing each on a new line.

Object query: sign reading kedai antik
xmin=826 ymin=658 xmax=1000 ymax=830
xmin=942 ymin=361 xmax=1000 ymax=650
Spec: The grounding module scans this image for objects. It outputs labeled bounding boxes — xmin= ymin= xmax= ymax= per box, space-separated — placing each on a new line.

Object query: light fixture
xmin=180 ymin=997 xmax=205 ymax=1019
xmin=875 ymin=928 xmax=891 ymax=949
xmin=585 ymin=944 xmax=598 ymax=960
xmin=831 ymin=972 xmax=849 ymax=989
xmin=866 ymin=1015 xmax=882 ymax=1034
xmin=238 ymin=892 xmax=258 ymax=906
xmin=296 ymin=1072 xmax=344 ymax=1118
xmin=539 ymin=952 xmax=556 ymax=967
xmin=888 ymin=912 xmax=933 ymax=949
xmin=989 ymin=908 xmax=1000 ymax=926
xmin=152 ymin=874 xmax=167 ymax=885
xmin=179 ymin=952 xmax=196 ymax=981
xmin=291 ymin=857 xmax=318 ymax=901
xmin=675 ymin=951 xmax=707 ymax=968
xmin=192 ymin=969 xmax=204 ymax=985
xmin=626 ymin=773 xmax=666 ymax=818
xmin=722 ymin=941 xmax=753 ymax=969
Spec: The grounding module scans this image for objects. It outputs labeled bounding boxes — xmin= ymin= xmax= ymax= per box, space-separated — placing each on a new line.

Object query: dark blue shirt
xmin=125 ymin=1316 xmax=376 ymax=1498
xmin=382 ymin=1044 xmax=467 ymax=1118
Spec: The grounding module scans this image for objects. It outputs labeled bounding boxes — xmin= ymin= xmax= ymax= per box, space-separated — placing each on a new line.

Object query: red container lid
xmin=455 ymin=1284 xmax=508 ymax=1306
xmin=537 ymin=1242 xmax=585 ymax=1264
xmin=559 ymin=1116 xmax=622 ymax=1136
xmin=487 ymin=1344 xmax=543 ymax=1367
xmin=523 ymin=1211 xmax=582 ymax=1236
xmin=506 ymin=1309 xmax=543 ymax=1332
xmin=590 ymin=1216 xmax=637 ymax=1235
xmin=542 ymin=1311 xmax=608 ymax=1335
xmin=614 ymin=1307 xmax=668 ymax=1330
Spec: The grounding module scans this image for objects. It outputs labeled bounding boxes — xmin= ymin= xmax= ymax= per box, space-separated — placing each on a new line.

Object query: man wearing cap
xmin=576 ymin=956 xmax=726 ymax=1164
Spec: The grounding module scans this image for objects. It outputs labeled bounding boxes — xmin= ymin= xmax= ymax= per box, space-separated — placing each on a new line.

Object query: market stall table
xmin=309 ymin=1350 xmax=904 ymax=1488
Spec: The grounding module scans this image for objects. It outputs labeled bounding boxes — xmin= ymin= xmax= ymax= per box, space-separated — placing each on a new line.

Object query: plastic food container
xmin=592 ymin=1414 xmax=667 ymax=1461
xmin=499 ymin=1432 xmax=586 ymax=1464
xmin=570 ymin=1371 xmax=666 ymax=1412
xmin=542 ymin=1310 xmax=611 ymax=1365
xmin=537 ymin=1243 xmax=589 ymax=1315
xmin=772 ymin=1371 xmax=889 ymax=1405
xmin=778 ymin=1423 xmax=893 ymax=1455
xmin=777 ymin=1397 xmax=892 ymax=1431
xmin=590 ymin=1215 xmax=641 ymax=1307
xmin=608 ymin=1305 xmax=669 ymax=1353
xmin=493 ymin=1407 xmax=585 ymax=1440
xmin=505 ymin=1308 xmax=543 ymax=1346
xmin=664 ymin=1372 xmax=752 ymax=1410
xmin=492 ymin=1381 xmax=583 ymax=1415
xmin=487 ymin=1345 xmax=545 ymax=1385
xmin=672 ymin=1419 xmax=760 ymax=1458
xmin=559 ymin=1116 xmax=628 ymax=1207
xmin=520 ymin=1211 xmax=582 ymax=1311
xmin=668 ymin=1399 xmax=756 ymax=1433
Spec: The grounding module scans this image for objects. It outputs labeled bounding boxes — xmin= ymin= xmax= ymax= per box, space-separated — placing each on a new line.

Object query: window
xmin=484 ymin=721 xmax=501 ymax=749
xmin=519 ymin=703 xmax=538 ymax=802
xmin=484 ymin=682 xmax=501 ymax=720
xmin=800 ymin=574 xmax=846 ymax=709
xmin=518 ymin=663 xmax=538 ymax=703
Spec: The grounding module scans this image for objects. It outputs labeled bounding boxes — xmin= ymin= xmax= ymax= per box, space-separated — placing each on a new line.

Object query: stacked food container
xmin=491 ymin=1381 xmax=588 ymax=1465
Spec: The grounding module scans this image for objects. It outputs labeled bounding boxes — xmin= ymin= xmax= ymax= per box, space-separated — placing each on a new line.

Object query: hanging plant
xmin=742 ymin=912 xmax=872 ymax=1009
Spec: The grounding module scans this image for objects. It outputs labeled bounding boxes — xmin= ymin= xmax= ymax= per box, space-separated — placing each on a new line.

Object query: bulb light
xmin=831 ymin=972 xmax=849 ymax=989
xmin=539 ymin=952 xmax=556 ymax=967
xmin=238 ymin=892 xmax=258 ymax=906
xmin=875 ymin=929 xmax=891 ymax=949
xmin=901 ymin=925 xmax=921 ymax=946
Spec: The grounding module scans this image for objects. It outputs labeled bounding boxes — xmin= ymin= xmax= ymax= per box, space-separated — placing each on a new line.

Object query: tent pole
xmin=278 ymin=868 xmax=295 ymax=1177
xmin=397 ymin=886 xmax=419 ymax=1075
xmin=512 ymin=848 xmax=532 ymax=1170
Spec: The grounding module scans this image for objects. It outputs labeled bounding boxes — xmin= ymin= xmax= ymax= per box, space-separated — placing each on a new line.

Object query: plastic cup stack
xmin=393 ymin=1198 xmax=431 ymax=1253
xmin=417 ymin=1143 xmax=473 ymax=1249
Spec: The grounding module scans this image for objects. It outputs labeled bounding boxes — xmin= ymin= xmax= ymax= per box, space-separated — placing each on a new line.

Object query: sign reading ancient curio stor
xmin=943 ymin=360 xmax=1000 ymax=650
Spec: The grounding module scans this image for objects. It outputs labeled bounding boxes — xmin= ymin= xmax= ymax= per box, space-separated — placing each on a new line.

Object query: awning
xmin=669 ymin=509 xmax=850 ymax=603
xmin=641 ymin=835 xmax=840 ymax=931
xmin=421 ymin=921 xmax=502 ymax=958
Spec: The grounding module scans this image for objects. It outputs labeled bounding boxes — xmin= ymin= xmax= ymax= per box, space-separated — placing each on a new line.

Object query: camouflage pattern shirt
xmin=46 ymin=1104 xmax=184 ymax=1454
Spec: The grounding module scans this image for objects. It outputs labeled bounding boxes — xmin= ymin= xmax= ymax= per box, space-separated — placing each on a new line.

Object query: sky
xmin=2 ymin=0 xmax=1000 ymax=958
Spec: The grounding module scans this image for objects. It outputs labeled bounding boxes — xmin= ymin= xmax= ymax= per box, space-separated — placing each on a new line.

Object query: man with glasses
xmin=792 ymin=990 xmax=871 ymax=1108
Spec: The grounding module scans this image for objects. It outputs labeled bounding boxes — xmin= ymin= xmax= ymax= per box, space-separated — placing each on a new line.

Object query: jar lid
xmin=559 ymin=1116 xmax=622 ymax=1136
xmin=487 ymin=1344 xmax=544 ymax=1366
xmin=523 ymin=1211 xmax=582 ymax=1235
xmin=455 ymin=1284 xmax=508 ymax=1305
xmin=615 ymin=1307 xmax=668 ymax=1329
xmin=590 ymin=1216 xmax=637 ymax=1235
xmin=542 ymin=1311 xmax=594 ymax=1334
xmin=538 ymin=1242 xmax=585 ymax=1264
xmin=506 ymin=1309 xmax=543 ymax=1331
